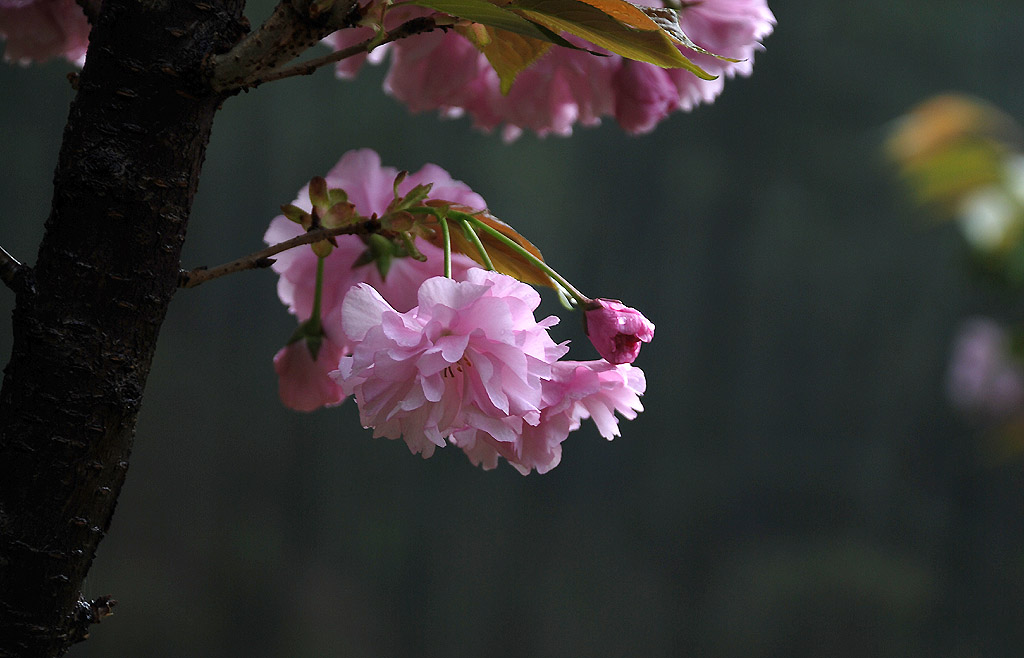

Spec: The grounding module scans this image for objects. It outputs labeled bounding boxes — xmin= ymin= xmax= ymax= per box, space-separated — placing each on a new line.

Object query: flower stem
xmin=310 ymin=256 xmax=326 ymax=334
xmin=439 ymin=215 xmax=452 ymax=278
xmin=458 ymin=218 xmax=495 ymax=271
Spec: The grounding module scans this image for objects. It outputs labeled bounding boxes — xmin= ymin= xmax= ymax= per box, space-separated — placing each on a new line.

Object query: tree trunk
xmin=0 ymin=2 xmax=245 ymax=656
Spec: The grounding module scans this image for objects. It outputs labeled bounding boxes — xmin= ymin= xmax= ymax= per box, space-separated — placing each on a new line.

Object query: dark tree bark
xmin=0 ymin=1 xmax=246 ymax=656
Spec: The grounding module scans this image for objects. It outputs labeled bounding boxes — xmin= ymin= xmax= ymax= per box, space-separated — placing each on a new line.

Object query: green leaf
xmin=407 ymin=0 xmax=579 ymax=49
xmin=509 ymin=0 xmax=714 ymax=77
xmin=458 ymin=24 xmax=552 ymax=94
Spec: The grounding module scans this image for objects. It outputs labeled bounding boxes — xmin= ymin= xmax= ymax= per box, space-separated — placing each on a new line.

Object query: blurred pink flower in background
xmin=947 ymin=317 xmax=1024 ymax=420
xmin=0 ymin=0 xmax=90 ymax=65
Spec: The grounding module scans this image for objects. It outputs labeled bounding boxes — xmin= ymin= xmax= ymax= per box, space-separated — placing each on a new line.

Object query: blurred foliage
xmin=3 ymin=0 xmax=1024 ymax=656
xmin=888 ymin=94 xmax=1024 ymax=284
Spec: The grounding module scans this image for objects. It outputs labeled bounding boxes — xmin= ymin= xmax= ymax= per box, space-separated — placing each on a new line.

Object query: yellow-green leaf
xmin=573 ymin=0 xmax=659 ymax=30
xmin=508 ymin=0 xmax=714 ymax=77
xmin=458 ymin=24 xmax=553 ymax=94
xmin=456 ymin=211 xmax=555 ymax=287
xmin=408 ymin=0 xmax=579 ymax=50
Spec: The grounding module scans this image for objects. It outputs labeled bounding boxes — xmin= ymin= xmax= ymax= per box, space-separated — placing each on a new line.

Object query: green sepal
xmin=392 ymin=182 xmax=434 ymax=212
xmin=286 ymin=319 xmax=325 ymax=361
xmin=392 ymin=170 xmax=409 ymax=199
xmin=401 ymin=232 xmax=428 ymax=262
xmin=328 ymin=189 xmax=349 ymax=206
xmin=309 ymin=176 xmax=330 ymax=211
xmin=282 ymin=203 xmax=311 ymax=226
xmin=322 ymin=201 xmax=359 ymax=228
xmin=353 ymin=233 xmax=398 ymax=279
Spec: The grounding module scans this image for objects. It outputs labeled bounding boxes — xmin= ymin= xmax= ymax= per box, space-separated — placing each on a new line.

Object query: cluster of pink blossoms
xmin=268 ymin=149 xmax=651 ymax=473
xmin=0 ymin=0 xmax=90 ymax=65
xmin=326 ymin=0 xmax=774 ymax=138
xmin=266 ymin=149 xmax=483 ymax=411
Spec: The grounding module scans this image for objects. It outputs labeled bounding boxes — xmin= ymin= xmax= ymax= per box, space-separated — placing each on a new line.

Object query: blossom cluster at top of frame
xmin=0 ymin=0 xmax=775 ymax=139
xmin=329 ymin=0 xmax=774 ymax=139
xmin=267 ymin=149 xmax=652 ymax=474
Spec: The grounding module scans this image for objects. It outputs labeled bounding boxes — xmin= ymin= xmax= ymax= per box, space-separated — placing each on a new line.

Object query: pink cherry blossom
xmin=584 ymin=299 xmax=655 ymax=364
xmin=452 ymin=359 xmax=646 ymax=473
xmin=327 ymin=0 xmax=773 ymax=137
xmin=665 ymin=0 xmax=777 ymax=111
xmin=273 ymin=337 xmax=347 ymax=412
xmin=0 ymin=0 xmax=90 ymax=65
xmin=332 ymin=269 xmax=569 ymax=459
xmin=611 ymin=61 xmax=680 ymax=135
xmin=265 ymin=148 xmax=482 ymax=330
xmin=267 ymin=149 xmax=482 ymax=409
xmin=382 ymin=27 xmax=494 ymax=116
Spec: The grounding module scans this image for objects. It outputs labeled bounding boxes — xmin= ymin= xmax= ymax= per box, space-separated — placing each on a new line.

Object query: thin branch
xmin=245 ymin=16 xmax=439 ymax=88
xmin=178 ymin=219 xmax=379 ymax=289
xmin=1 ymin=244 xmax=32 ymax=295
xmin=209 ymin=0 xmax=360 ymax=93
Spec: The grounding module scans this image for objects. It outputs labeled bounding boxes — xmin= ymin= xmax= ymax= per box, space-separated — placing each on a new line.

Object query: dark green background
xmin=3 ymin=1 xmax=1023 ymax=655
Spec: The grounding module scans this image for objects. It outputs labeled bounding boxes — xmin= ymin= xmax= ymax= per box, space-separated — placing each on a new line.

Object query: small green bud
xmin=281 ymin=204 xmax=311 ymax=227
xmin=392 ymin=171 xmax=408 ymax=199
xmin=385 ymin=211 xmax=415 ymax=232
xmin=322 ymin=202 xmax=358 ymax=228
xmin=328 ymin=189 xmax=349 ymax=206
xmin=311 ymin=239 xmax=333 ymax=259
xmin=308 ymin=176 xmax=330 ymax=211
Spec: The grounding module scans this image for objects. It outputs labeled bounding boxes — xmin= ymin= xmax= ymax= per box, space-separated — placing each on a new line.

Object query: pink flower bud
xmin=584 ymin=299 xmax=654 ymax=365
xmin=273 ymin=337 xmax=346 ymax=412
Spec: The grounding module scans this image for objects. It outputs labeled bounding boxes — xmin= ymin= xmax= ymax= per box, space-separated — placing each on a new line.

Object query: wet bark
xmin=0 ymin=1 xmax=246 ymax=656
